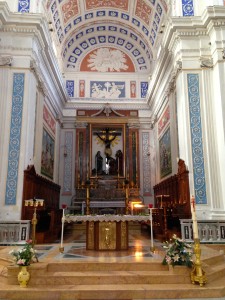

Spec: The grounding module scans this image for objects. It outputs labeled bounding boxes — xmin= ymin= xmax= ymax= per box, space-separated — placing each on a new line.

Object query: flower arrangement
xmin=162 ymin=234 xmax=193 ymax=268
xmin=9 ymin=240 xmax=36 ymax=266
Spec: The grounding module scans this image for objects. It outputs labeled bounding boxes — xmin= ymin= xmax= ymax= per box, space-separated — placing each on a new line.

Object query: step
xmin=13 ymin=270 xmax=192 ymax=286
xmin=47 ymin=261 xmax=168 ymax=272
xmin=0 ymin=282 xmax=225 ymax=300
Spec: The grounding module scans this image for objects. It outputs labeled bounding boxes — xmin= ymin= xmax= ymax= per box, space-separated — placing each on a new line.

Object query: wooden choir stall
xmin=153 ymin=159 xmax=192 ymax=240
xmin=21 ymin=165 xmax=61 ymax=243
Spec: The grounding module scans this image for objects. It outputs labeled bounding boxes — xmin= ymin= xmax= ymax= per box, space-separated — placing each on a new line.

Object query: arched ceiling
xmin=46 ymin=0 xmax=169 ymax=74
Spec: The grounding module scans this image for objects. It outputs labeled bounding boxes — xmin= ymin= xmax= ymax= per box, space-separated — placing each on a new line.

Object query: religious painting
xmin=91 ymin=126 xmax=124 ymax=177
xmin=158 ymin=106 xmax=170 ymax=136
xmin=159 ymin=127 xmax=172 ymax=178
xmin=90 ymin=81 xmax=125 ymax=98
xmin=41 ymin=128 xmax=55 ymax=179
xmin=130 ymin=81 xmax=136 ymax=98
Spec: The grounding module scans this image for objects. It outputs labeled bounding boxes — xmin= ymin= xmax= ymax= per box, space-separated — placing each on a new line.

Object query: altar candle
xmin=60 ymin=204 xmax=67 ymax=248
xmin=191 ymin=195 xmax=199 ymax=239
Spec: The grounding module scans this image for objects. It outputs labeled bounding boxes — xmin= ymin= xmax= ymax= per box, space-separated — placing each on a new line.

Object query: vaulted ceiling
xmin=46 ymin=0 xmax=168 ymax=74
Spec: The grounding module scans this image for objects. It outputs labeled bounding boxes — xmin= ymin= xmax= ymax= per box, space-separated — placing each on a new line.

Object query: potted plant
xmin=162 ymin=234 xmax=193 ymax=268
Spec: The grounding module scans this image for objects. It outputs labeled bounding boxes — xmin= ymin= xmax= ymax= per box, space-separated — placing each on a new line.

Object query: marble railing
xmin=180 ymin=219 xmax=225 ymax=243
xmin=0 ymin=220 xmax=30 ymax=244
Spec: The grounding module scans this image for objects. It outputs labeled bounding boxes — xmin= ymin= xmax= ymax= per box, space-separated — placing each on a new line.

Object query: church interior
xmin=1 ymin=0 xmax=225 ymax=299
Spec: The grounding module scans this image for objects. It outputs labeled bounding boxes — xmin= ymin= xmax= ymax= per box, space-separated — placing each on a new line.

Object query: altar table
xmin=65 ymin=215 xmax=150 ymax=251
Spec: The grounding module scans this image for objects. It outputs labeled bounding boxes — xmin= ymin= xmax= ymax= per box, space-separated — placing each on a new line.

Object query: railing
xmin=0 ymin=220 xmax=30 ymax=244
xmin=180 ymin=219 xmax=225 ymax=243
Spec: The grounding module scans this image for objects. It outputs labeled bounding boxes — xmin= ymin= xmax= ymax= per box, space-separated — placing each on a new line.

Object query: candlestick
xmin=191 ymin=195 xmax=199 ymax=239
xmin=148 ymin=204 xmax=155 ymax=252
xmin=59 ymin=204 xmax=67 ymax=253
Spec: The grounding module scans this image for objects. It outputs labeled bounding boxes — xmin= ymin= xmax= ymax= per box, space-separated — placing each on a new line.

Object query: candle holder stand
xmin=191 ymin=238 xmax=207 ymax=286
xmin=25 ymin=198 xmax=44 ymax=261
xmin=148 ymin=207 xmax=155 ymax=252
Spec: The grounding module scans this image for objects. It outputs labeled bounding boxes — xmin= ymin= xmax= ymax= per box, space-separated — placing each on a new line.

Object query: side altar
xmin=65 ymin=215 xmax=150 ymax=250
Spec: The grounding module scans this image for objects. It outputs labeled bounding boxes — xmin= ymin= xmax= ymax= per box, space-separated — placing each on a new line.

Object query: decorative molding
xmin=62 ymin=131 xmax=73 ymax=195
xmin=150 ymin=114 xmax=157 ymax=129
xmin=30 ymin=59 xmax=48 ymax=96
xmin=127 ymin=122 xmax=140 ymax=129
xmin=5 ymin=73 xmax=25 ymax=205
xmin=200 ymin=57 xmax=213 ymax=69
xmin=65 ymin=102 xmax=150 ymax=110
xmin=91 ymin=103 xmax=125 ymax=117
xmin=165 ymin=60 xmax=182 ymax=96
xmin=222 ymin=48 xmax=225 ymax=59
xmin=142 ymin=132 xmax=151 ymax=196
xmin=0 ymin=55 xmax=12 ymax=66
xmin=187 ymin=74 xmax=207 ymax=205
xmin=74 ymin=122 xmax=88 ymax=128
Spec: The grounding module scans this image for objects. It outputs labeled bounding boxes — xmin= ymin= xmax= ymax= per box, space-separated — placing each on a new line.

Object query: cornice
xmin=64 ymin=102 xmax=150 ymax=111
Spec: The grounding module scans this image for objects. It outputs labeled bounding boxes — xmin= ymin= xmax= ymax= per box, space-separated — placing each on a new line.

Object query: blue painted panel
xmin=187 ymin=74 xmax=207 ymax=204
xmin=18 ymin=0 xmax=30 ymax=12
xmin=97 ymin=11 xmax=106 ymax=17
xmin=141 ymin=82 xmax=148 ymax=98
xmin=5 ymin=73 xmax=25 ymax=205
xmin=182 ymin=0 xmax=194 ymax=16
xmin=66 ymin=80 xmax=74 ymax=97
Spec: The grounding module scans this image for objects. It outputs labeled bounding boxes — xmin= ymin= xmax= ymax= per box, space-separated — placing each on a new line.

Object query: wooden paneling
xmin=22 ymin=165 xmax=61 ymax=243
xmin=153 ymin=159 xmax=191 ymax=240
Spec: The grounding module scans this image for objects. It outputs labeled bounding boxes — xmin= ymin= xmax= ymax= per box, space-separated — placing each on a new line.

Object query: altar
xmin=65 ymin=215 xmax=150 ymax=251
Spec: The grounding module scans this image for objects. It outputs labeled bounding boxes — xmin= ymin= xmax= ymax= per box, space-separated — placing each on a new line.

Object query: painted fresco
xmin=41 ymin=128 xmax=55 ymax=179
xmin=158 ymin=106 xmax=170 ymax=136
xmin=130 ymin=81 xmax=136 ymax=98
xmin=79 ymin=80 xmax=85 ymax=97
xmin=159 ymin=127 xmax=172 ymax=178
xmin=80 ymin=47 xmax=135 ymax=72
xmin=90 ymin=81 xmax=125 ymax=98
xmin=43 ymin=105 xmax=56 ymax=135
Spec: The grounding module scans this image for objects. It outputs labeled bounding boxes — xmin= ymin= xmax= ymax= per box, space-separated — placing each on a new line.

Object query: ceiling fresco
xmin=46 ymin=0 xmax=168 ymax=73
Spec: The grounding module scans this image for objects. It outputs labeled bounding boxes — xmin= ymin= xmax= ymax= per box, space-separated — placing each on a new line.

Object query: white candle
xmin=150 ymin=208 xmax=154 ymax=249
xmin=191 ymin=195 xmax=199 ymax=239
xmin=60 ymin=208 xmax=65 ymax=248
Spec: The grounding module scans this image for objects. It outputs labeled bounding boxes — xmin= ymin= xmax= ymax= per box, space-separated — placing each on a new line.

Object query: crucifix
xmin=94 ymin=128 xmax=121 ymax=158
xmin=94 ymin=128 xmax=122 ymax=175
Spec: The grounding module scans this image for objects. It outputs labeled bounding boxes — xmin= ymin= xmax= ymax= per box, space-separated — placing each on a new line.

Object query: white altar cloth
xmin=65 ymin=214 xmax=151 ymax=223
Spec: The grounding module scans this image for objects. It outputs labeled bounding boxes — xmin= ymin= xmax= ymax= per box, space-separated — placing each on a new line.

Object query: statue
xmin=116 ymin=150 xmax=123 ymax=176
xmin=95 ymin=151 xmax=103 ymax=174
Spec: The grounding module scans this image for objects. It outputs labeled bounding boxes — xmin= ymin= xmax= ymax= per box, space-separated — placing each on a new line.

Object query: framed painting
xmin=41 ymin=128 xmax=55 ymax=179
xmin=159 ymin=127 xmax=172 ymax=178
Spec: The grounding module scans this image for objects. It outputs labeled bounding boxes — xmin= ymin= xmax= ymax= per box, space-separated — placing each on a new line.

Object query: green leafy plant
xmin=9 ymin=240 xmax=36 ymax=266
xmin=162 ymin=234 xmax=193 ymax=268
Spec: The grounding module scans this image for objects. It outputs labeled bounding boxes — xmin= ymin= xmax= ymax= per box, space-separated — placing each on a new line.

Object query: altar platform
xmin=0 ymin=225 xmax=225 ymax=300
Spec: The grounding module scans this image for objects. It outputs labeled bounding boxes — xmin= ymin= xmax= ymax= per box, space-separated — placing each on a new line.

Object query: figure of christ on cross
xmin=94 ymin=128 xmax=122 ymax=175
xmin=95 ymin=128 xmax=121 ymax=158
